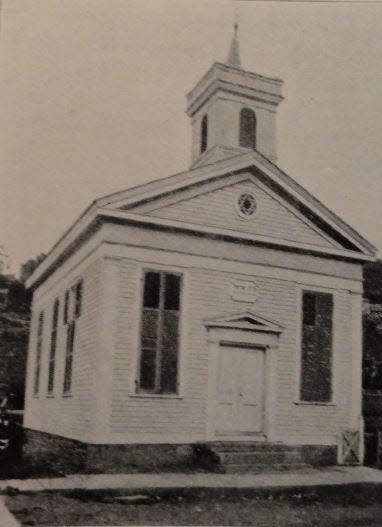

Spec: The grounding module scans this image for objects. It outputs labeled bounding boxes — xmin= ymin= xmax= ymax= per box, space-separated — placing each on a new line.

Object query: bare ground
xmin=6 ymin=487 xmax=382 ymax=526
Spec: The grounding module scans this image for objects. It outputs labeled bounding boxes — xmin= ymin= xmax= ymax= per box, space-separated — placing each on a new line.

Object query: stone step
xmin=207 ymin=442 xmax=301 ymax=453
xmin=218 ymin=450 xmax=303 ymax=465
xmin=193 ymin=442 xmax=317 ymax=474
xmin=223 ymin=462 xmax=311 ymax=474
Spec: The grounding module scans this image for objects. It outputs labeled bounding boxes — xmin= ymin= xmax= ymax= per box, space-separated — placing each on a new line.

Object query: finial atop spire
xmin=227 ymin=12 xmax=241 ymax=68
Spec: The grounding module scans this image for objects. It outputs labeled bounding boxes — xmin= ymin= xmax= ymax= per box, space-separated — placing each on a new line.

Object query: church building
xmin=23 ymin=27 xmax=376 ymax=472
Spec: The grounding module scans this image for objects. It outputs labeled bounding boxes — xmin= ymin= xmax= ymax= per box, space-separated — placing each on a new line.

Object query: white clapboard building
xmin=23 ymin=27 xmax=376 ymax=472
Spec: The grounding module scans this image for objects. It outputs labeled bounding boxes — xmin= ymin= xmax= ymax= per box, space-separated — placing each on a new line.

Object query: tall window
xmin=138 ymin=271 xmax=182 ymax=394
xmin=47 ymin=299 xmax=60 ymax=394
xmin=33 ymin=312 xmax=44 ymax=396
xmin=200 ymin=114 xmax=208 ymax=154
xmin=300 ymin=291 xmax=333 ymax=402
xmin=74 ymin=279 xmax=83 ymax=318
xmin=239 ymin=107 xmax=256 ymax=150
xmin=63 ymin=290 xmax=70 ymax=324
xmin=63 ymin=321 xmax=76 ymax=394
xmin=63 ymin=279 xmax=83 ymax=394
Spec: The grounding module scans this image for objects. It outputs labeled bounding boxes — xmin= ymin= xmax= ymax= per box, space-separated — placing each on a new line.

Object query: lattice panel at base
xmin=339 ymin=430 xmax=362 ymax=465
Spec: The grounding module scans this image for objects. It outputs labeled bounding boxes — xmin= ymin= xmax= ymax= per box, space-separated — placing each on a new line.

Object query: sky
xmin=1 ymin=0 xmax=382 ymax=274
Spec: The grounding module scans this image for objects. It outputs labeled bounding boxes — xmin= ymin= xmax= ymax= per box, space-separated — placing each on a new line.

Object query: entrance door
xmin=215 ymin=345 xmax=264 ymax=436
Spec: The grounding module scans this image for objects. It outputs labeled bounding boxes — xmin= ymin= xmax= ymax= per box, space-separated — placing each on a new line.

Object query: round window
xmin=237 ymin=192 xmax=257 ymax=219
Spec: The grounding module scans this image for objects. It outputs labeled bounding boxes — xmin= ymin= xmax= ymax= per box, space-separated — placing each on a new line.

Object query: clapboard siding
xmin=147 ymin=178 xmax=338 ymax=249
xmin=109 ymin=250 xmax=356 ymax=444
xmin=24 ymin=256 xmax=102 ymax=443
xmin=24 ymin=221 xmax=362 ymax=447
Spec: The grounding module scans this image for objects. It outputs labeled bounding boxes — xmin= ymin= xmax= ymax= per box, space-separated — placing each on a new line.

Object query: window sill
xmin=130 ymin=393 xmax=183 ymax=400
xmin=62 ymin=393 xmax=73 ymax=398
xmin=46 ymin=394 xmax=55 ymax=398
xmin=294 ymin=400 xmax=336 ymax=407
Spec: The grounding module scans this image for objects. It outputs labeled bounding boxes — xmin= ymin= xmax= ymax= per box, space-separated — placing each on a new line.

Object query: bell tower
xmin=186 ymin=24 xmax=283 ymax=167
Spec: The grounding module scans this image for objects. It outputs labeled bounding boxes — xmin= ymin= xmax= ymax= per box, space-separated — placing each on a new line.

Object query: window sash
xmin=200 ymin=114 xmax=208 ymax=154
xmin=47 ymin=300 xmax=59 ymax=394
xmin=63 ymin=290 xmax=70 ymax=324
xmin=63 ymin=321 xmax=76 ymax=394
xmin=300 ymin=291 xmax=333 ymax=403
xmin=74 ymin=280 xmax=83 ymax=318
xmin=33 ymin=312 xmax=44 ymax=396
xmin=239 ymin=108 xmax=256 ymax=150
xmin=138 ymin=271 xmax=181 ymax=394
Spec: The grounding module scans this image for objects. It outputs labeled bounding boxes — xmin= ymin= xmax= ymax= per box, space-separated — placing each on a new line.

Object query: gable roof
xmin=99 ymin=149 xmax=376 ymax=254
xmin=26 ymin=150 xmax=377 ymax=289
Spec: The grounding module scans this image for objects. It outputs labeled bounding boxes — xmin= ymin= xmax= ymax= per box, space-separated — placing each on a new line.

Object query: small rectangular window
xmin=138 ymin=271 xmax=182 ymax=394
xmin=47 ymin=300 xmax=59 ymax=394
xmin=33 ymin=311 xmax=44 ymax=396
xmin=300 ymin=291 xmax=333 ymax=403
xmin=63 ymin=321 xmax=76 ymax=394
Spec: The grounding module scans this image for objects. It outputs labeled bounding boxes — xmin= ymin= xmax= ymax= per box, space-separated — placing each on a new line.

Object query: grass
xmin=6 ymin=486 xmax=382 ymax=526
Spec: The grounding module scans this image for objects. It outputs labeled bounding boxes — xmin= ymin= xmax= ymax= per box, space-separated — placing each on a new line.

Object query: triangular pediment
xmin=26 ymin=151 xmax=376 ymax=291
xmin=134 ymin=175 xmax=342 ymax=251
xmin=204 ymin=311 xmax=284 ymax=333
xmin=97 ymin=152 xmax=375 ymax=258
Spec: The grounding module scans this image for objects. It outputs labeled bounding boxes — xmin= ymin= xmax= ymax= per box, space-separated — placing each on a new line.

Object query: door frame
xmin=206 ymin=323 xmax=281 ymax=442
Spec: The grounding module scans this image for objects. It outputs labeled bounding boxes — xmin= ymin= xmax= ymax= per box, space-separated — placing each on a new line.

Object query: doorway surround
xmin=205 ymin=312 xmax=283 ymax=442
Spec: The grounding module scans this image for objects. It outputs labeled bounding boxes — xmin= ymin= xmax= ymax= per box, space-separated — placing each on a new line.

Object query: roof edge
xmin=26 ymin=207 xmax=376 ymax=290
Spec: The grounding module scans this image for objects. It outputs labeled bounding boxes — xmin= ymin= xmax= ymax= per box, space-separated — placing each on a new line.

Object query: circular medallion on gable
xmin=237 ymin=192 xmax=257 ymax=219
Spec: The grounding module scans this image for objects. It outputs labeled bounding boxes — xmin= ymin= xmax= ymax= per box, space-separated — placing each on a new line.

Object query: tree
xmin=19 ymin=253 xmax=45 ymax=283
xmin=363 ymin=260 xmax=382 ymax=390
xmin=364 ymin=261 xmax=382 ymax=304
xmin=0 ymin=261 xmax=33 ymax=409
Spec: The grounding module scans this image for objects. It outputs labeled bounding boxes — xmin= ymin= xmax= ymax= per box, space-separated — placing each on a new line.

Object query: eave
xmin=26 ymin=151 xmax=377 ymax=290
xmin=104 ymin=151 xmax=377 ymax=257
xmin=26 ymin=207 xmax=376 ymax=290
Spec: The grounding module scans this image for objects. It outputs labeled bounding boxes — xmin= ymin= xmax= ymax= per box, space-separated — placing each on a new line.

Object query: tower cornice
xmin=186 ymin=62 xmax=283 ymax=118
xmin=187 ymin=62 xmax=282 ymax=105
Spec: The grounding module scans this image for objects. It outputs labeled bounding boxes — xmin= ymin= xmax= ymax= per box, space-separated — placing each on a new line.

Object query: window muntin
xmin=47 ymin=299 xmax=59 ymax=394
xmin=33 ymin=311 xmax=44 ymax=396
xmin=139 ymin=271 xmax=182 ymax=394
xmin=300 ymin=291 xmax=333 ymax=403
xmin=239 ymin=107 xmax=256 ymax=150
xmin=200 ymin=114 xmax=208 ymax=154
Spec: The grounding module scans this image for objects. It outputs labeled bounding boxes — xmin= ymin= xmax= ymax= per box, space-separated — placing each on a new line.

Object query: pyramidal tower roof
xmin=227 ymin=22 xmax=241 ymax=68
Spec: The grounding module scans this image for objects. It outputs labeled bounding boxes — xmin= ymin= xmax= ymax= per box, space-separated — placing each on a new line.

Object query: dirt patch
xmin=6 ymin=488 xmax=382 ymax=526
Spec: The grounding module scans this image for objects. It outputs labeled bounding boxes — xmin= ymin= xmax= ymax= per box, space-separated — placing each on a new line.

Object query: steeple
xmin=227 ymin=22 xmax=241 ymax=68
xmin=186 ymin=23 xmax=283 ymax=167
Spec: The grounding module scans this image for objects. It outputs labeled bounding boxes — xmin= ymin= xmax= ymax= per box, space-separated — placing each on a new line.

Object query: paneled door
xmin=215 ymin=345 xmax=264 ymax=436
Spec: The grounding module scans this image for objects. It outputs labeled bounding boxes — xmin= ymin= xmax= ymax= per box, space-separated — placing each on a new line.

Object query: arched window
xmin=200 ymin=114 xmax=208 ymax=154
xmin=239 ymin=108 xmax=256 ymax=150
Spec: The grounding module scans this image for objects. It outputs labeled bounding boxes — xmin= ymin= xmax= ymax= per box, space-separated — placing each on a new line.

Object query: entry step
xmin=193 ymin=441 xmax=316 ymax=474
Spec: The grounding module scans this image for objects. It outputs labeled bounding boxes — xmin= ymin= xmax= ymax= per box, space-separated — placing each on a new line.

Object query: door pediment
xmin=204 ymin=311 xmax=283 ymax=334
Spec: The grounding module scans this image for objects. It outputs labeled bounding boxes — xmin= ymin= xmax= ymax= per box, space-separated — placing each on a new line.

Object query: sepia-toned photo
xmin=1 ymin=0 xmax=382 ymax=525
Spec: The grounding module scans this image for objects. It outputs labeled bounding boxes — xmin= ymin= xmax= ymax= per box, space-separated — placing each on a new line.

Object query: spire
xmin=227 ymin=21 xmax=241 ymax=68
